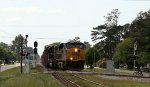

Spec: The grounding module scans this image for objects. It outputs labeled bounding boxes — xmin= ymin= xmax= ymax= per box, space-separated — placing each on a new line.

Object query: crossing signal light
xmin=34 ymin=48 xmax=37 ymax=54
xmin=34 ymin=41 xmax=38 ymax=47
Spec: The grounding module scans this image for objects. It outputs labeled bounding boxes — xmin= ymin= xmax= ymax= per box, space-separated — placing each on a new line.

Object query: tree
xmin=139 ymin=52 xmax=150 ymax=64
xmin=91 ymin=9 xmax=122 ymax=60
xmin=50 ymin=42 xmax=62 ymax=46
xmin=83 ymin=41 xmax=91 ymax=52
xmin=0 ymin=47 xmax=5 ymax=60
xmin=113 ymin=38 xmax=134 ymax=69
xmin=85 ymin=47 xmax=100 ymax=68
xmin=11 ymin=34 xmax=24 ymax=61
xmin=0 ymin=45 xmax=17 ymax=64
xmin=27 ymin=47 xmax=34 ymax=54
xmin=0 ymin=42 xmax=9 ymax=49
xmin=4 ymin=50 xmax=17 ymax=64
xmin=128 ymin=10 xmax=150 ymax=65
xmin=113 ymin=9 xmax=150 ymax=68
xmin=68 ymin=37 xmax=80 ymax=42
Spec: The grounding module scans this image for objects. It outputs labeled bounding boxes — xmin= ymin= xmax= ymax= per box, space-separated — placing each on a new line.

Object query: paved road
xmin=0 ymin=63 xmax=20 ymax=72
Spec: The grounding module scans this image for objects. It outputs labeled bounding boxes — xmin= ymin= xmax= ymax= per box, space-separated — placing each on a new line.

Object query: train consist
xmin=41 ymin=41 xmax=86 ymax=70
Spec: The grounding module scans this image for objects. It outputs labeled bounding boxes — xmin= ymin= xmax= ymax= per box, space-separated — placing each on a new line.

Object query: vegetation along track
xmin=47 ymin=69 xmax=80 ymax=87
xmin=48 ymin=68 xmax=150 ymax=87
xmin=69 ymin=73 xmax=105 ymax=87
xmin=63 ymin=70 xmax=106 ymax=87
xmin=66 ymin=70 xmax=150 ymax=79
xmin=66 ymin=71 xmax=150 ymax=82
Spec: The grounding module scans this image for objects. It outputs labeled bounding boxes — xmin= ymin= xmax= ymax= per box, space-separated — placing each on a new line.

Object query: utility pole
xmin=24 ymin=35 xmax=29 ymax=73
xmin=134 ymin=40 xmax=137 ymax=71
xmin=20 ymin=37 xmax=23 ymax=74
xmin=94 ymin=50 xmax=95 ymax=67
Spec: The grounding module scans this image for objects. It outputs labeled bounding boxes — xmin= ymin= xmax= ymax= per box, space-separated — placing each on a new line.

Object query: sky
xmin=0 ymin=0 xmax=150 ymax=55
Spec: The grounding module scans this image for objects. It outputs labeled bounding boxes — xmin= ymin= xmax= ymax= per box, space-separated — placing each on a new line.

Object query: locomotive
xmin=41 ymin=41 xmax=86 ymax=70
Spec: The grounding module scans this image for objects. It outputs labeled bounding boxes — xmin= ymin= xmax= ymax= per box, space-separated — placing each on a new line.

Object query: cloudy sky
xmin=0 ymin=0 xmax=150 ymax=55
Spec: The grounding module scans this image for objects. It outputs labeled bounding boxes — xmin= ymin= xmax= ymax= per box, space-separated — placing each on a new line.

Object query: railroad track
xmin=63 ymin=71 xmax=106 ymax=86
xmin=66 ymin=71 xmax=150 ymax=83
xmin=47 ymin=69 xmax=80 ymax=87
xmin=70 ymin=73 xmax=105 ymax=87
xmin=47 ymin=68 xmax=150 ymax=87
xmin=66 ymin=71 xmax=150 ymax=78
xmin=48 ymin=69 xmax=104 ymax=87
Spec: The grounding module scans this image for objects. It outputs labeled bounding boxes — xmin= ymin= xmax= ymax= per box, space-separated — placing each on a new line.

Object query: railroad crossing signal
xmin=33 ymin=41 xmax=38 ymax=68
xmin=34 ymin=41 xmax=38 ymax=54
xmin=34 ymin=41 xmax=38 ymax=47
xmin=34 ymin=48 xmax=37 ymax=54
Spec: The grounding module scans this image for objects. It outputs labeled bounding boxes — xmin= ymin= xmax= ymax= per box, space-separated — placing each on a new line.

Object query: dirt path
xmin=0 ymin=63 xmax=20 ymax=72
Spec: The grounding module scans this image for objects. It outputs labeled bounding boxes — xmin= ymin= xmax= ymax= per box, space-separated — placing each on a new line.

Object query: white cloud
xmin=6 ymin=17 xmax=23 ymax=22
xmin=0 ymin=7 xmax=43 ymax=13
xmin=0 ymin=7 xmax=67 ymax=16
xmin=47 ymin=9 xmax=67 ymax=15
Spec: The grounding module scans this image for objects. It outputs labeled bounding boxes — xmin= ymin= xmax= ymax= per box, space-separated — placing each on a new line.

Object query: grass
xmin=76 ymin=74 xmax=150 ymax=87
xmin=115 ymin=71 xmax=132 ymax=75
xmin=82 ymin=68 xmax=106 ymax=73
xmin=1 ymin=66 xmax=148 ymax=87
xmin=62 ymin=72 xmax=101 ymax=87
xmin=0 ymin=65 xmax=65 ymax=87
xmin=61 ymin=70 xmax=150 ymax=87
xmin=82 ymin=68 xmax=133 ymax=75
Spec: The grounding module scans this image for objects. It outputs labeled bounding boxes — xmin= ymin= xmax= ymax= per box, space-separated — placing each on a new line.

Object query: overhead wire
xmin=0 ymin=28 xmax=68 ymax=40
xmin=0 ymin=29 xmax=68 ymax=40
xmin=0 ymin=28 xmax=16 ymax=37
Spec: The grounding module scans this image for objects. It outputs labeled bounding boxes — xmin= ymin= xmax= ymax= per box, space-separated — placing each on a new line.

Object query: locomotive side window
xmin=66 ymin=42 xmax=85 ymax=49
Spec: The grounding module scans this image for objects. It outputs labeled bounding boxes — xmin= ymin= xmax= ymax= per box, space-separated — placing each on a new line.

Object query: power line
xmin=0 ymin=36 xmax=15 ymax=38
xmin=0 ymin=28 xmax=69 ymax=40
xmin=34 ymin=37 xmax=68 ymax=40
xmin=0 ymin=36 xmax=68 ymax=40
xmin=0 ymin=28 xmax=16 ymax=37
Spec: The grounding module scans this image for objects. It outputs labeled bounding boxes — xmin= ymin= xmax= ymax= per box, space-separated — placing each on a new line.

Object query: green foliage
xmin=0 ymin=42 xmax=9 ymax=49
xmin=91 ymin=9 xmax=122 ymax=59
xmin=50 ymin=42 xmax=62 ymax=46
xmin=11 ymin=34 xmax=24 ymax=60
xmin=0 ymin=47 xmax=5 ymax=60
xmin=0 ymin=42 xmax=17 ymax=64
xmin=112 ymin=9 xmax=150 ymax=68
xmin=113 ymin=38 xmax=133 ymax=63
xmin=92 ymin=9 xmax=150 ymax=68
xmin=83 ymin=41 xmax=91 ymax=52
xmin=0 ymin=67 xmax=64 ymax=87
xmin=85 ymin=48 xmax=100 ymax=68
xmin=139 ymin=52 xmax=150 ymax=64
xmin=113 ymin=38 xmax=134 ymax=69
xmin=96 ymin=58 xmax=107 ymax=68
xmin=128 ymin=10 xmax=150 ymax=65
xmin=27 ymin=47 xmax=34 ymax=54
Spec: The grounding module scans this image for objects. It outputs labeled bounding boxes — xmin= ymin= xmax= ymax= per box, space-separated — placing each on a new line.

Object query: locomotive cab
xmin=42 ymin=41 xmax=86 ymax=70
xmin=65 ymin=42 xmax=86 ymax=69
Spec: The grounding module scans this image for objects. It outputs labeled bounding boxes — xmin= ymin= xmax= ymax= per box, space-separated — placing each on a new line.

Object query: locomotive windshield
xmin=66 ymin=42 xmax=85 ymax=49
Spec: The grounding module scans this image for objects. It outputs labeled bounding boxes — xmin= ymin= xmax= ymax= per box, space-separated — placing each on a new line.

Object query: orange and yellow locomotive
xmin=41 ymin=41 xmax=86 ymax=70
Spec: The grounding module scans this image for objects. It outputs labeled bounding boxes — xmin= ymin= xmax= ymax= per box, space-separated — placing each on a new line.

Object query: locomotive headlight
xmin=70 ymin=57 xmax=73 ymax=60
xmin=75 ymin=48 xmax=78 ymax=52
